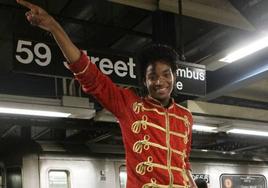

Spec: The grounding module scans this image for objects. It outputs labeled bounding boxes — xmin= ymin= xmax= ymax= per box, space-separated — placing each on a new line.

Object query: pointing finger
xmin=16 ymin=0 xmax=37 ymax=10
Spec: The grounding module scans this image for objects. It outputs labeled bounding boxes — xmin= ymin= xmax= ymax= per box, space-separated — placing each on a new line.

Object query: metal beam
xmin=86 ymin=132 xmax=113 ymax=144
xmin=108 ymin=0 xmax=158 ymax=11
xmin=1 ymin=125 xmax=17 ymax=138
xmin=109 ymin=0 xmax=255 ymax=31
xmin=160 ymin=0 xmax=255 ymax=31
xmin=2 ymin=3 xmax=151 ymax=39
xmin=87 ymin=143 xmax=125 ymax=154
xmin=0 ymin=114 xmax=105 ymax=130
xmin=32 ymin=128 xmax=50 ymax=140
xmin=190 ymin=149 xmax=260 ymax=161
xmin=231 ymin=145 xmax=266 ymax=152
xmin=202 ymin=51 xmax=268 ymax=101
xmin=187 ymin=100 xmax=268 ymax=122
xmin=58 ymin=15 xmax=152 ymax=39
xmin=21 ymin=126 xmax=31 ymax=139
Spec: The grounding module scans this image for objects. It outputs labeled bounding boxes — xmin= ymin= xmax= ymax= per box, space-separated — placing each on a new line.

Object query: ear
xmin=143 ymin=78 xmax=147 ymax=87
xmin=173 ymin=72 xmax=176 ymax=79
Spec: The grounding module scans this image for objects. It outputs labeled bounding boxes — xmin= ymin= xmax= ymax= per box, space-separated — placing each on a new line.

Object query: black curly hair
xmin=138 ymin=43 xmax=179 ymax=80
xmin=195 ymin=179 xmax=208 ymax=188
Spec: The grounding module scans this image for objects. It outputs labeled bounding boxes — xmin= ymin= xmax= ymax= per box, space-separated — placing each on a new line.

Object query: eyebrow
xmin=146 ymin=67 xmax=171 ymax=75
xmin=162 ymin=69 xmax=171 ymax=73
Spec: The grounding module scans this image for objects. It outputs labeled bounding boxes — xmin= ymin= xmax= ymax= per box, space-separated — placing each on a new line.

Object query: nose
xmin=155 ymin=76 xmax=164 ymax=85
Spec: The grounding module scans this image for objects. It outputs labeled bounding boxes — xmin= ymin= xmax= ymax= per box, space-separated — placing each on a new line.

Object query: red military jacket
xmin=68 ymin=52 xmax=193 ymax=188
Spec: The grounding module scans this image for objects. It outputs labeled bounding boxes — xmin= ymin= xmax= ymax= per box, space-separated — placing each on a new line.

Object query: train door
xmin=0 ymin=164 xmax=5 ymax=188
xmin=6 ymin=167 xmax=22 ymax=188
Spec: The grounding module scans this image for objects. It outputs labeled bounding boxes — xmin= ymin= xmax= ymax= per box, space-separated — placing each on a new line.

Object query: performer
xmin=195 ymin=179 xmax=208 ymax=188
xmin=17 ymin=0 xmax=197 ymax=187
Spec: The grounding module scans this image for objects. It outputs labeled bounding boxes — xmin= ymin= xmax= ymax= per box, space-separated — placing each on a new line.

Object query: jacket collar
xmin=145 ymin=96 xmax=175 ymax=109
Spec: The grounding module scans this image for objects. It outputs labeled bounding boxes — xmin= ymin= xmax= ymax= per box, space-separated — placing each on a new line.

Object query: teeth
xmin=157 ymin=88 xmax=166 ymax=92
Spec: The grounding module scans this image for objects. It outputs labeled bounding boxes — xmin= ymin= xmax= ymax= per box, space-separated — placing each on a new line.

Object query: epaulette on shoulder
xmin=175 ymin=103 xmax=192 ymax=114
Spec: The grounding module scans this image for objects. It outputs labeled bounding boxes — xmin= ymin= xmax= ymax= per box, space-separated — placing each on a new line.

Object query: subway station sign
xmin=221 ymin=174 xmax=267 ymax=188
xmin=13 ymin=39 xmax=206 ymax=96
xmin=175 ymin=62 xmax=206 ymax=96
xmin=13 ymin=39 xmax=138 ymax=86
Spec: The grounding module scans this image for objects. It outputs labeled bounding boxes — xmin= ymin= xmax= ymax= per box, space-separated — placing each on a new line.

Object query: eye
xmin=163 ymin=72 xmax=171 ymax=78
xmin=148 ymin=75 xmax=157 ymax=81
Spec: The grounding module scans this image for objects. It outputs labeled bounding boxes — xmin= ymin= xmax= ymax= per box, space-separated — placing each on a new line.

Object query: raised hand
xmin=17 ymin=0 xmax=81 ymax=63
xmin=17 ymin=0 xmax=56 ymax=32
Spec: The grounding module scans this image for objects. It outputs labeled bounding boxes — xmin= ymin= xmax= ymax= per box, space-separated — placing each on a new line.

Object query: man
xmin=195 ymin=179 xmax=208 ymax=188
xmin=17 ymin=0 xmax=197 ymax=187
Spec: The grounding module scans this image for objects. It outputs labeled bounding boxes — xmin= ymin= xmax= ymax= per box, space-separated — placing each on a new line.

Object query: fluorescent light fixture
xmin=227 ymin=128 xmax=268 ymax=137
xmin=0 ymin=107 xmax=71 ymax=118
xmin=219 ymin=36 xmax=268 ymax=63
xmin=192 ymin=124 xmax=217 ymax=132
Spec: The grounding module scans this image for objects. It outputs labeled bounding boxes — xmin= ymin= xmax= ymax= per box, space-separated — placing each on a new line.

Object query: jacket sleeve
xmin=185 ymin=112 xmax=193 ymax=170
xmin=67 ymin=51 xmax=133 ymax=118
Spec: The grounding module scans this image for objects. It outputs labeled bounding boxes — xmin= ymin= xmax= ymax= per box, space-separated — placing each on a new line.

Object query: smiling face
xmin=144 ymin=60 xmax=175 ymax=107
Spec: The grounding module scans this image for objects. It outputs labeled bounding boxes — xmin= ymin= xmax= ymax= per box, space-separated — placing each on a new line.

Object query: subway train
xmin=0 ymin=142 xmax=267 ymax=188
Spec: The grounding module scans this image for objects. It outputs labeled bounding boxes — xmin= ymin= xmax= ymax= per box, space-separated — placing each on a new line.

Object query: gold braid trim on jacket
xmin=133 ymin=135 xmax=187 ymax=160
xmin=142 ymin=178 xmax=189 ymax=188
xmin=136 ymin=156 xmax=186 ymax=175
xmin=131 ymin=115 xmax=188 ymax=143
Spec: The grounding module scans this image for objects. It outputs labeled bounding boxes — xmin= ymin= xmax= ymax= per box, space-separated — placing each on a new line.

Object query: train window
xmin=48 ymin=170 xmax=69 ymax=188
xmin=220 ymin=174 xmax=267 ymax=188
xmin=119 ymin=165 xmax=127 ymax=188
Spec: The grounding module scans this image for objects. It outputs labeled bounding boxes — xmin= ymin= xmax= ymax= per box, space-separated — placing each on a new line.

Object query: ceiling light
xmin=192 ymin=124 xmax=217 ymax=132
xmin=219 ymin=36 xmax=268 ymax=63
xmin=230 ymin=151 xmax=236 ymax=155
xmin=0 ymin=94 xmax=96 ymax=119
xmin=0 ymin=107 xmax=71 ymax=118
xmin=227 ymin=128 xmax=268 ymax=137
